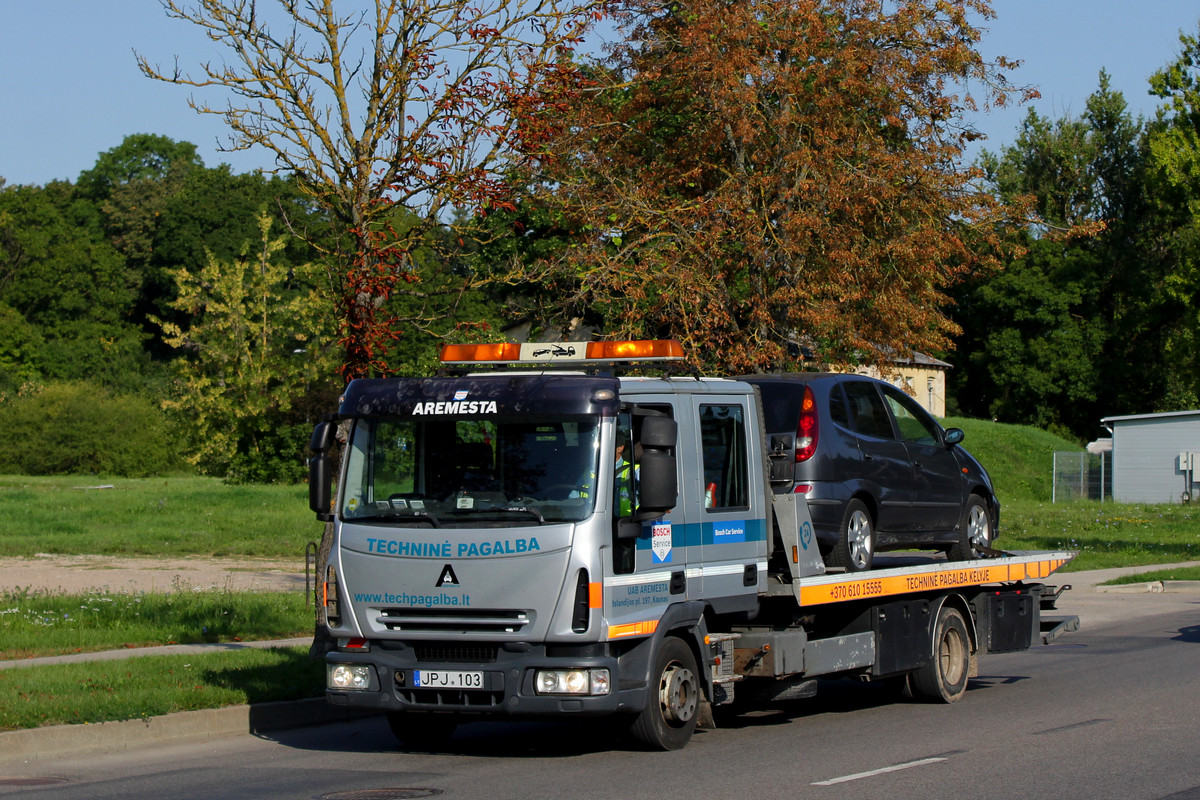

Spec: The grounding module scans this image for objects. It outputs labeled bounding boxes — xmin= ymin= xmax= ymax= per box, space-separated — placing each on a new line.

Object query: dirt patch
xmin=0 ymin=554 xmax=310 ymax=595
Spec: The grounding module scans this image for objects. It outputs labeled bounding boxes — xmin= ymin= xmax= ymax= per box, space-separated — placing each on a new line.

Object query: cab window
xmin=700 ymin=404 xmax=749 ymax=510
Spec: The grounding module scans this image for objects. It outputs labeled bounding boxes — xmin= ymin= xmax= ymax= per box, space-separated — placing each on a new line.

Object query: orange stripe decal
xmin=608 ymin=619 xmax=659 ymax=640
xmin=588 ymin=582 xmax=603 ymax=609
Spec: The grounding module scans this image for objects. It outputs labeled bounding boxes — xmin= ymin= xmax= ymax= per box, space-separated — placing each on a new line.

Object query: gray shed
xmin=1101 ymin=410 xmax=1200 ymax=504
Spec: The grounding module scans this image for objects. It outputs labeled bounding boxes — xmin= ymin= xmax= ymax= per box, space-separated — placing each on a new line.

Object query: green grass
xmin=0 ymin=475 xmax=318 ymax=558
xmin=0 ymin=647 xmax=323 ymax=731
xmin=996 ymin=498 xmax=1200 ymax=571
xmin=0 ymin=588 xmax=313 ymax=660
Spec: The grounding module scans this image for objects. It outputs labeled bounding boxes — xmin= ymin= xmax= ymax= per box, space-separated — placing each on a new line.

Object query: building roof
xmin=1101 ymin=409 xmax=1200 ymax=424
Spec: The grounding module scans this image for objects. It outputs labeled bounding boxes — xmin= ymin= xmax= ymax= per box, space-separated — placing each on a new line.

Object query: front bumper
xmin=326 ymin=641 xmax=647 ymax=717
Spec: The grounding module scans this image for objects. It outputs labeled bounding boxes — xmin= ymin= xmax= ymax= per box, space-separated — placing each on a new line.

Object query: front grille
xmin=394 ymin=687 xmax=504 ymax=708
xmin=376 ymin=607 xmax=532 ymax=634
xmin=412 ymin=644 xmax=500 ymax=663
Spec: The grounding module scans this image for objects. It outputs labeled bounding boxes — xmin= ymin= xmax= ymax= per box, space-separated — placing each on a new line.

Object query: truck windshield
xmin=341 ymin=416 xmax=601 ymax=525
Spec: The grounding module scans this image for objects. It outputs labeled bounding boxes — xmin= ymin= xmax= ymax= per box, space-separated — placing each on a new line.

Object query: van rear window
xmin=754 ymin=382 xmax=805 ymax=432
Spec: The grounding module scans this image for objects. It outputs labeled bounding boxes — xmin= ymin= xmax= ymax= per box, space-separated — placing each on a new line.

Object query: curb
xmin=1093 ymin=580 xmax=1200 ymax=594
xmin=0 ymin=698 xmax=379 ymax=766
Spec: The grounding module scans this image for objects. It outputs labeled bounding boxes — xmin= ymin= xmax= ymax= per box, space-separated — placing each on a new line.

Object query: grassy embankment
xmin=0 ymin=647 xmax=322 ymax=731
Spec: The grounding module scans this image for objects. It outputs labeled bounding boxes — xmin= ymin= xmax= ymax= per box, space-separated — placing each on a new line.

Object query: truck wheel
xmin=948 ymin=495 xmax=991 ymax=561
xmin=911 ymin=606 xmax=970 ymax=703
xmin=829 ymin=499 xmax=874 ymax=572
xmin=385 ymin=711 xmax=458 ymax=749
xmin=629 ymin=636 xmax=701 ymax=750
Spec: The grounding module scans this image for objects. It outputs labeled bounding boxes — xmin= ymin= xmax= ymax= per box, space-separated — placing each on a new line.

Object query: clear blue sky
xmin=1 ymin=2 xmax=1198 ymax=187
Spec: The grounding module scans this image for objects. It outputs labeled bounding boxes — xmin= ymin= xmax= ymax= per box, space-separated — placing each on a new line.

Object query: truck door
xmin=689 ymin=393 xmax=766 ymax=605
xmin=605 ymin=402 xmax=688 ymax=628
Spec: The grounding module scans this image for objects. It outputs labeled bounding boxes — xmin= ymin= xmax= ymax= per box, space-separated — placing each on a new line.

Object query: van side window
xmin=700 ymin=404 xmax=749 ymax=510
xmin=881 ymin=386 xmax=940 ymax=446
xmin=843 ymin=381 xmax=894 ymax=439
xmin=828 ymin=384 xmax=851 ymax=428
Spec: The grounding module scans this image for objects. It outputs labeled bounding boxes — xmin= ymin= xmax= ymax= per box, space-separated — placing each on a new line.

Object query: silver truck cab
xmin=312 ymin=346 xmax=769 ymax=750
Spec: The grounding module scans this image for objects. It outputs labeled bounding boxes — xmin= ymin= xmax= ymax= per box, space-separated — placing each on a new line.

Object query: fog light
xmin=534 ymin=668 xmax=611 ymax=696
xmin=328 ymin=663 xmax=373 ymax=690
xmin=536 ymin=670 xmax=566 ymax=694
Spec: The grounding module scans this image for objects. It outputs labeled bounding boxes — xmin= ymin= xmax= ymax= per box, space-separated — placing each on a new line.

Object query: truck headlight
xmin=328 ymin=663 xmax=375 ymax=691
xmin=534 ymin=668 xmax=610 ymax=696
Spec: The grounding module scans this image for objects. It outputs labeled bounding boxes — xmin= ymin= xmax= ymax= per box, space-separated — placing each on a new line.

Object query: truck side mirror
xmin=309 ymin=421 xmax=336 ymax=521
xmin=637 ymin=450 xmax=677 ymax=514
xmin=636 ymin=416 xmax=677 ymax=516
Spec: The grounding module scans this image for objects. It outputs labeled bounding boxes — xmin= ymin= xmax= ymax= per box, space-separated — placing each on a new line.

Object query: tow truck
xmin=309 ymin=340 xmax=1077 ymax=750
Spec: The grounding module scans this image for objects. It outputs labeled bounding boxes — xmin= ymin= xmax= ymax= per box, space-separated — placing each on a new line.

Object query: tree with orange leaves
xmin=513 ymin=0 xmax=1032 ymax=373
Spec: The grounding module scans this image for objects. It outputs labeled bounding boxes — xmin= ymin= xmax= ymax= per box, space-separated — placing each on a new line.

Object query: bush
xmin=224 ymin=420 xmax=315 ymax=484
xmin=0 ymin=381 xmax=184 ymax=477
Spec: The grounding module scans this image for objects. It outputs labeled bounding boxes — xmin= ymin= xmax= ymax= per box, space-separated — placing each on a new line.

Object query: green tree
xmin=0 ymin=181 xmax=151 ymax=388
xmin=76 ymin=133 xmax=203 ymax=202
xmin=1144 ymin=26 xmax=1200 ymax=408
xmin=0 ymin=302 xmax=44 ymax=390
xmin=952 ymin=73 xmax=1151 ymax=438
xmin=953 ymin=240 xmax=1106 ymax=436
xmin=145 ymin=164 xmax=327 ymax=354
xmin=157 ymin=214 xmax=339 ymax=482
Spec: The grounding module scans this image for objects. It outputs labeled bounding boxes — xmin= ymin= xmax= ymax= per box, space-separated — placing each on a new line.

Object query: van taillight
xmin=796 ymin=386 xmax=818 ymax=462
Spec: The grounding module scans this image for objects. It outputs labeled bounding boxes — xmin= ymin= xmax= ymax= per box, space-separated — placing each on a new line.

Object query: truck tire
xmin=948 ymin=495 xmax=991 ymax=561
xmin=629 ymin=635 xmax=701 ymax=750
xmin=911 ymin=606 xmax=970 ymax=703
xmin=828 ymin=499 xmax=874 ymax=572
xmin=385 ymin=711 xmax=458 ymax=749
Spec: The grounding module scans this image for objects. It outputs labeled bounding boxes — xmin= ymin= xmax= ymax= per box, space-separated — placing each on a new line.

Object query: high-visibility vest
xmin=616 ymin=458 xmax=633 ymax=516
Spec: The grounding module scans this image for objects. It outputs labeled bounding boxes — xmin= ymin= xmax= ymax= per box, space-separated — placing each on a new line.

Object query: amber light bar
xmin=440 ymin=342 xmax=522 ymax=363
xmin=440 ymin=340 xmax=685 ymax=365
xmin=585 ymin=340 xmax=684 ymax=361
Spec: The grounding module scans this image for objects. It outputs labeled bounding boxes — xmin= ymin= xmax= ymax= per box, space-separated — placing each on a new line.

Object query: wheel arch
xmin=929 ymin=593 xmax=979 ymax=670
xmin=845 ymin=487 xmax=879 ymax=522
xmin=617 ymin=601 xmax=713 ymax=705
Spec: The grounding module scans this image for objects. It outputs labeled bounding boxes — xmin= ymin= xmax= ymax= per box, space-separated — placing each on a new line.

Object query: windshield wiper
xmin=353 ymin=510 xmax=441 ymax=527
xmin=449 ymin=506 xmax=546 ymax=524
xmin=501 ymin=506 xmax=545 ymax=523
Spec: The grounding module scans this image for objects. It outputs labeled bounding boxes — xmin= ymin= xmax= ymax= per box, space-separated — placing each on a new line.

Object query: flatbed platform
xmin=793 ymin=550 xmax=1076 ymax=607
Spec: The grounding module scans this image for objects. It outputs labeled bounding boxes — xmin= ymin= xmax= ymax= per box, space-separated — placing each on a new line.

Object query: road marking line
xmin=812 ymin=757 xmax=948 ymax=786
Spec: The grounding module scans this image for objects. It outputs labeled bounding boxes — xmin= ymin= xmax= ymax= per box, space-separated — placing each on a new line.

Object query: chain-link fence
xmin=1052 ymin=451 xmax=1112 ymax=502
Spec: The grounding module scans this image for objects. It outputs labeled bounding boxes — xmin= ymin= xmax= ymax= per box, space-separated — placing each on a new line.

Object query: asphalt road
xmin=2 ymin=574 xmax=1199 ymax=800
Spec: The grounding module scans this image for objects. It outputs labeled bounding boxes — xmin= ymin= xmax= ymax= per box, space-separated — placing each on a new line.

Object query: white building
xmin=1101 ymin=410 xmax=1200 ymax=504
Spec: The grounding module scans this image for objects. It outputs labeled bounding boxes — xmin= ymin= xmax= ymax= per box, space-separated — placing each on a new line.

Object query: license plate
xmin=413 ymin=670 xmax=484 ymax=689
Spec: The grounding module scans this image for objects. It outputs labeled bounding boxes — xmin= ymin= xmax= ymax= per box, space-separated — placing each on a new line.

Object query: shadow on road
xmin=1173 ymin=624 xmax=1200 ymax=643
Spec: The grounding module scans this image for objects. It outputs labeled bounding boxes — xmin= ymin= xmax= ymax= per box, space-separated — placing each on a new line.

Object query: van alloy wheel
xmin=829 ymin=499 xmax=874 ymax=572
xmin=949 ymin=495 xmax=991 ymax=561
